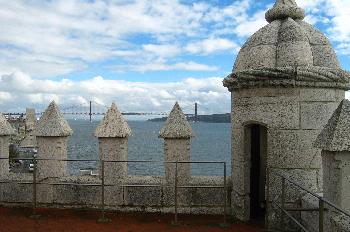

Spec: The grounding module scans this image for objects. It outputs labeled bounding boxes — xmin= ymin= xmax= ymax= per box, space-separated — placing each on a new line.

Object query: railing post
xmin=174 ymin=161 xmax=178 ymax=225
xmin=30 ymin=157 xmax=40 ymax=219
xmin=98 ymin=160 xmax=110 ymax=223
xmin=223 ymin=162 xmax=227 ymax=224
xmin=319 ymin=199 xmax=324 ymax=232
xmin=280 ymin=176 xmax=286 ymax=229
xmin=219 ymin=162 xmax=230 ymax=228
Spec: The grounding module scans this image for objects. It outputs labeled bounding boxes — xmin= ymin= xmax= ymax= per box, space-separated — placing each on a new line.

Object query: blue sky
xmin=0 ymin=0 xmax=350 ymax=114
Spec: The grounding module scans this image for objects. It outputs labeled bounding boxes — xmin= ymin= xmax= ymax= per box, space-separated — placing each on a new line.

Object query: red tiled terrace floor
xmin=0 ymin=207 xmax=265 ymax=232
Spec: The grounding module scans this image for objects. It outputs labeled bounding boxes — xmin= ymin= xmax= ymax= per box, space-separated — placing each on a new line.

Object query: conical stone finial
xmin=314 ymin=99 xmax=350 ymax=152
xmin=94 ymin=102 xmax=132 ymax=138
xmin=265 ymin=0 xmax=305 ymax=23
xmin=159 ymin=102 xmax=194 ymax=139
xmin=34 ymin=101 xmax=72 ymax=137
xmin=0 ymin=113 xmax=15 ymax=136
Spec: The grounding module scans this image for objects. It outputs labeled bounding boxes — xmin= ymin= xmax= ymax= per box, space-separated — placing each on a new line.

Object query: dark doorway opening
xmin=247 ymin=124 xmax=267 ymax=220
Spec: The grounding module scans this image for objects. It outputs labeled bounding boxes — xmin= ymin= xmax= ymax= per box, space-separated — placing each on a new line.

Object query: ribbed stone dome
xmin=224 ymin=0 xmax=350 ymax=91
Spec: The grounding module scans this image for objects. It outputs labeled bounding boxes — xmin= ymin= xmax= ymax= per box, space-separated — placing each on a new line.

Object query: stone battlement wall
xmin=0 ymin=173 xmax=231 ymax=214
xmin=0 ymin=102 xmax=231 ymax=215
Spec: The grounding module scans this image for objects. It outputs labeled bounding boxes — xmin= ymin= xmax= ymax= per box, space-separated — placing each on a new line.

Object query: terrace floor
xmin=0 ymin=207 xmax=265 ymax=232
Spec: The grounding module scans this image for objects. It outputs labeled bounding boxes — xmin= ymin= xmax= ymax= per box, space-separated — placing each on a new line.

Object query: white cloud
xmin=185 ymin=38 xmax=240 ymax=55
xmin=114 ymin=61 xmax=218 ymax=72
xmin=0 ymin=72 xmax=230 ymax=114
xmin=142 ymin=44 xmax=182 ymax=58
xmin=324 ymin=0 xmax=350 ymax=41
xmin=233 ymin=9 xmax=267 ymax=38
xmin=0 ymin=0 xmax=255 ymax=76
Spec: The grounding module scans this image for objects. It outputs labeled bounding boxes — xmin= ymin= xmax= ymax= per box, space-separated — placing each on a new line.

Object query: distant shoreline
xmin=148 ymin=113 xmax=231 ymax=123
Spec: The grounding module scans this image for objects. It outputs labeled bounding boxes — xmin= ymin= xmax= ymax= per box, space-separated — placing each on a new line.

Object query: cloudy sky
xmin=1 ymin=0 xmax=350 ymax=115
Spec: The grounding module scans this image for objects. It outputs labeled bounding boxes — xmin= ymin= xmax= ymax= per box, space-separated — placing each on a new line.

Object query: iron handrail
xmin=269 ymin=169 xmax=350 ymax=232
xmin=3 ymin=157 xmax=226 ymax=164
xmin=272 ymin=202 xmax=311 ymax=232
xmin=271 ymin=169 xmax=350 ymax=218
xmin=0 ymin=157 xmax=228 ymax=225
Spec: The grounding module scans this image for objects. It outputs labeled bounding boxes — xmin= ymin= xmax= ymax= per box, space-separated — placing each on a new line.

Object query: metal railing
xmin=267 ymin=169 xmax=350 ymax=232
xmin=0 ymin=157 xmax=228 ymax=225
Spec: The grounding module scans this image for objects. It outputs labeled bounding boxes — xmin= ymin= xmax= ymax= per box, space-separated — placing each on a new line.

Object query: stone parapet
xmin=34 ymin=102 xmax=72 ymax=180
xmin=0 ymin=175 xmax=230 ymax=215
xmin=159 ymin=103 xmax=194 ymax=186
xmin=95 ymin=103 xmax=131 ymax=182
xmin=0 ymin=113 xmax=14 ymax=177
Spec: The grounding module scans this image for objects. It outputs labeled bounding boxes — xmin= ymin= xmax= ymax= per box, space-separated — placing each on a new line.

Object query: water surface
xmin=67 ymin=120 xmax=231 ymax=176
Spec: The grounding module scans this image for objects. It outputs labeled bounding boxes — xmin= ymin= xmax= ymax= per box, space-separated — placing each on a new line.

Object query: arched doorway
xmin=245 ymin=124 xmax=267 ymax=220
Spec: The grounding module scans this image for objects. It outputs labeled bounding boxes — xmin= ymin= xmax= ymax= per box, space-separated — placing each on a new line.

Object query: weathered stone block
xmin=312 ymin=44 xmax=340 ymax=68
xmin=232 ymin=101 xmax=300 ymax=129
xmin=300 ymin=102 xmax=339 ymax=129
xmin=232 ymin=161 xmax=250 ymax=195
xmin=301 ymin=193 xmax=322 ymax=232
xmin=0 ymin=182 xmax=32 ymax=203
xmin=232 ymin=127 xmax=249 ymax=162
xmin=99 ymin=137 xmax=128 ymax=183
xmin=37 ymin=137 xmax=69 ymax=180
xmin=277 ymin=41 xmax=313 ymax=67
xmin=126 ymin=186 xmax=162 ymax=206
xmin=233 ymin=88 xmax=299 ymax=99
xmin=299 ymin=88 xmax=345 ymax=102
xmin=0 ymin=136 xmax=9 ymax=177
xmin=269 ymin=169 xmax=319 ymax=203
xmin=164 ymin=139 xmax=190 ymax=184
xmin=231 ymin=190 xmax=250 ymax=221
xmin=268 ymin=129 xmax=322 ymax=169
xmin=234 ymin=45 xmax=277 ymax=71
xmin=330 ymin=214 xmax=350 ymax=232
xmin=322 ymin=151 xmax=350 ymax=212
xmin=53 ymin=184 xmax=101 ymax=205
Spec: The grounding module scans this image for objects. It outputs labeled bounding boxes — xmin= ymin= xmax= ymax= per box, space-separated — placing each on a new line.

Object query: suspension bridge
xmin=3 ymin=101 xmax=204 ymax=122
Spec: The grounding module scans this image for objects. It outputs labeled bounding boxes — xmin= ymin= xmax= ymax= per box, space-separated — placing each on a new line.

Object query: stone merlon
xmin=159 ymin=102 xmax=194 ymax=139
xmin=0 ymin=113 xmax=15 ymax=136
xmin=94 ymin=103 xmax=131 ymax=138
xmin=34 ymin=101 xmax=72 ymax=137
xmin=314 ymin=99 xmax=350 ymax=152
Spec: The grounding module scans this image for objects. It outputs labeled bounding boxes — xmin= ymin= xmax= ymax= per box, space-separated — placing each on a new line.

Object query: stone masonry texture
xmin=224 ymin=0 xmax=349 ymax=222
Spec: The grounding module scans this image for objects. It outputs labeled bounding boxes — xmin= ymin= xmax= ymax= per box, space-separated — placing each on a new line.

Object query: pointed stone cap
xmin=314 ymin=100 xmax=350 ymax=152
xmin=94 ymin=103 xmax=132 ymax=138
xmin=0 ymin=113 xmax=15 ymax=136
xmin=34 ymin=101 xmax=72 ymax=137
xmin=265 ymin=0 xmax=305 ymax=23
xmin=159 ymin=102 xmax=194 ymax=139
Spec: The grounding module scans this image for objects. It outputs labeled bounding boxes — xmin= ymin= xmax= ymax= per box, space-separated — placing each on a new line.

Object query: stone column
xmin=314 ymin=99 xmax=350 ymax=230
xmin=20 ymin=108 xmax=37 ymax=148
xmin=25 ymin=108 xmax=36 ymax=132
xmin=159 ymin=102 xmax=194 ymax=185
xmin=34 ymin=101 xmax=72 ymax=180
xmin=0 ymin=113 xmax=15 ymax=177
xmin=95 ymin=103 xmax=131 ymax=184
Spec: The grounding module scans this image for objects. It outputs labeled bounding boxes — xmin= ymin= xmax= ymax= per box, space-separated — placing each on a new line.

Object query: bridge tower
xmin=89 ymin=101 xmax=92 ymax=123
xmin=194 ymin=102 xmax=198 ymax=122
xmin=223 ymin=0 xmax=350 ymax=223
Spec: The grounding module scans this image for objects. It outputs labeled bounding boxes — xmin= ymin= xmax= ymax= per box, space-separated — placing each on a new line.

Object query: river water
xmin=67 ymin=120 xmax=231 ymax=176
